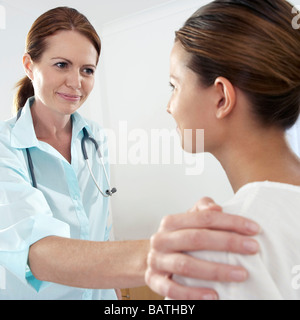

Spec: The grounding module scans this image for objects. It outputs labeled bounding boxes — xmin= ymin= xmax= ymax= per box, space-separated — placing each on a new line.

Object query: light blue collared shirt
xmin=0 ymin=97 xmax=117 ymax=300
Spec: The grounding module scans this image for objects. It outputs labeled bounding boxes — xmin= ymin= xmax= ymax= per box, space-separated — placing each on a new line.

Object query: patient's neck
xmin=214 ymin=128 xmax=300 ymax=193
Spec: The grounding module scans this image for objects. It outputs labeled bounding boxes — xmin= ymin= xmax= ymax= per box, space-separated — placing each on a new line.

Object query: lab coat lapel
xmin=10 ymin=97 xmax=39 ymax=149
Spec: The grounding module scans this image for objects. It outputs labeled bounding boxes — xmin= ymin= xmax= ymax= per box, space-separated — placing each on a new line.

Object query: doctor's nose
xmin=66 ymin=70 xmax=82 ymax=90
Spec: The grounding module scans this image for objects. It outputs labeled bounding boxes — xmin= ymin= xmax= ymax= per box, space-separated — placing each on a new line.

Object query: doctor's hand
xmin=145 ymin=197 xmax=261 ymax=300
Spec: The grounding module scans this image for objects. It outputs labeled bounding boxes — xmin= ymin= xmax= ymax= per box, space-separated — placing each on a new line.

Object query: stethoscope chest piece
xmin=81 ymin=127 xmax=117 ymax=198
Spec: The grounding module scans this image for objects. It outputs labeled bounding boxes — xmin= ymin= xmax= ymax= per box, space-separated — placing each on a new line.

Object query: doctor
xmin=0 ymin=7 xmax=260 ymax=300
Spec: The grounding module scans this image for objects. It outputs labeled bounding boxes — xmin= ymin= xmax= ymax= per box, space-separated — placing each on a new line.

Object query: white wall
xmin=96 ymin=0 xmax=234 ymax=240
xmin=83 ymin=0 xmax=300 ymax=241
xmin=2 ymin=0 xmax=299 ymax=242
xmin=0 ymin=0 xmax=234 ymax=241
xmin=0 ymin=3 xmax=33 ymax=120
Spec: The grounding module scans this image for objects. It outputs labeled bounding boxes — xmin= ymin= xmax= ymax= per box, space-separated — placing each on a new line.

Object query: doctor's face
xmin=24 ymin=30 xmax=98 ymax=116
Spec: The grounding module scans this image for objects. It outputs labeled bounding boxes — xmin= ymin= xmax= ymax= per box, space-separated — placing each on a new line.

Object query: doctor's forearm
xmin=28 ymin=236 xmax=149 ymax=289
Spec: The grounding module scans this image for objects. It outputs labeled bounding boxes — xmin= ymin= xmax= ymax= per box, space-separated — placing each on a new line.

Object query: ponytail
xmin=14 ymin=76 xmax=34 ymax=112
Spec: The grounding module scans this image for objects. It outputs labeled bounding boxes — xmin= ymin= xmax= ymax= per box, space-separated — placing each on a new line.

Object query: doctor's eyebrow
xmin=51 ymin=57 xmax=72 ymax=63
xmin=51 ymin=57 xmax=96 ymax=68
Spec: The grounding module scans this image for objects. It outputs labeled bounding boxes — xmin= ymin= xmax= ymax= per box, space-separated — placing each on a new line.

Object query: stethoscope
xmin=17 ymin=109 xmax=117 ymax=197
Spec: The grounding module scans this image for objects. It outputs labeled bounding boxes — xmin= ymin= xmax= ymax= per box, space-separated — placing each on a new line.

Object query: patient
xmin=164 ymin=0 xmax=300 ymax=299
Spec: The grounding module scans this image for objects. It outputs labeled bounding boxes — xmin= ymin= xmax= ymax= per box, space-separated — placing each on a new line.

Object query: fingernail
xmin=230 ymin=269 xmax=248 ymax=282
xmin=202 ymin=293 xmax=218 ymax=300
xmin=246 ymin=221 xmax=261 ymax=234
xmin=243 ymin=239 xmax=259 ymax=253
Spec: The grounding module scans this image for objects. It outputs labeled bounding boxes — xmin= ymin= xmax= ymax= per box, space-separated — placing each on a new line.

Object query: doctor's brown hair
xmin=175 ymin=0 xmax=300 ymax=130
xmin=14 ymin=7 xmax=101 ymax=111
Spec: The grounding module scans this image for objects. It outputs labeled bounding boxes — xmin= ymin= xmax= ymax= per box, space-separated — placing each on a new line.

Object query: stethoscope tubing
xmin=17 ymin=109 xmax=117 ymax=197
xmin=82 ymin=127 xmax=117 ymax=197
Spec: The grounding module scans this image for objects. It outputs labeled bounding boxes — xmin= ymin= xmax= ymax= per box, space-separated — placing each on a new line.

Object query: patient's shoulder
xmin=222 ymin=181 xmax=300 ymax=222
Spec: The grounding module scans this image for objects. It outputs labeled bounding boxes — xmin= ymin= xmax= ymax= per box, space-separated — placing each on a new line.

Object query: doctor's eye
xmin=55 ymin=62 xmax=68 ymax=69
xmin=82 ymin=68 xmax=95 ymax=76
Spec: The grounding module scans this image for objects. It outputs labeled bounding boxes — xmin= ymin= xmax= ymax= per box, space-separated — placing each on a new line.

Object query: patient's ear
xmin=23 ymin=53 xmax=34 ymax=81
xmin=214 ymin=77 xmax=236 ymax=120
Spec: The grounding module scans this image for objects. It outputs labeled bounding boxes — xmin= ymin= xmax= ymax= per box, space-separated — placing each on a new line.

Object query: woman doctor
xmin=0 ymin=7 xmax=260 ymax=300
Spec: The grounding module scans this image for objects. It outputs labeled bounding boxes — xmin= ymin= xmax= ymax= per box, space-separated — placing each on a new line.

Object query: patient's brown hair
xmin=175 ymin=0 xmax=300 ymax=129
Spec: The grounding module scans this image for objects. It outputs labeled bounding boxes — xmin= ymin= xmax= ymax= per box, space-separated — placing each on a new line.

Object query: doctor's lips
xmin=57 ymin=92 xmax=82 ymax=102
